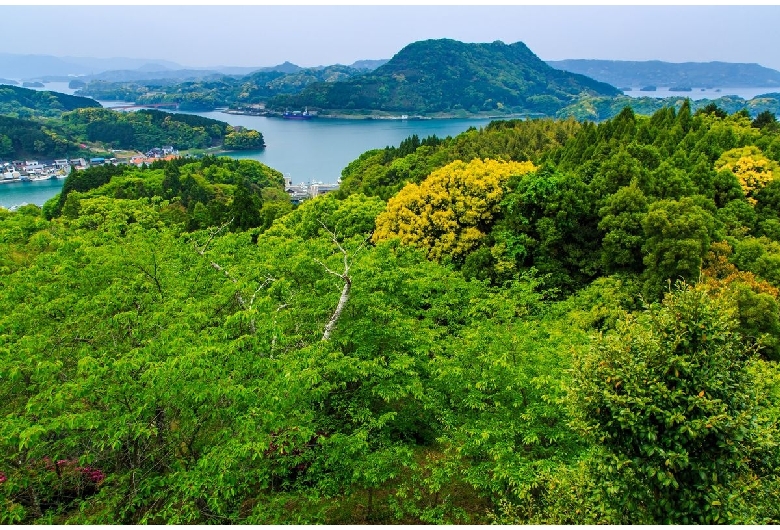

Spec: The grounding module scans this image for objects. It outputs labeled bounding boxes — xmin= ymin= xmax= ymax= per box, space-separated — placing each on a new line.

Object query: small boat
xmin=283 ymin=107 xmax=313 ymax=120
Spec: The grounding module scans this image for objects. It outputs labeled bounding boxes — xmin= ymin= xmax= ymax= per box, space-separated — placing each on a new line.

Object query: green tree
xmin=752 ymin=110 xmax=778 ymax=130
xmin=230 ymin=179 xmax=263 ymax=231
xmin=598 ymin=182 xmax=648 ymax=273
xmin=642 ymin=197 xmax=717 ymax=299
xmin=568 ymin=284 xmax=779 ymax=523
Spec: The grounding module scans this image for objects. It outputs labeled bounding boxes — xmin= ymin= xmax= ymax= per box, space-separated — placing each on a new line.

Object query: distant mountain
xmin=349 ymin=59 xmax=389 ymax=71
xmin=0 ymin=54 xmax=86 ymax=79
xmin=75 ymin=65 xmax=369 ymax=110
xmin=0 ymin=53 xmax=184 ymax=80
xmin=269 ymin=39 xmax=621 ymax=115
xmin=256 ymin=61 xmax=302 ymax=74
xmin=77 ymin=62 xmax=306 ymax=83
xmin=547 ymin=59 xmax=780 ymax=89
xmin=61 ymin=56 xmax=183 ymax=73
xmin=136 ymin=63 xmax=173 ymax=73
xmin=81 ymin=69 xmax=230 ymax=83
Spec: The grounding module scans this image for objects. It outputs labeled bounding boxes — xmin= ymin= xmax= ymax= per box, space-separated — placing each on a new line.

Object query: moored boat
xmin=283 ymin=107 xmax=313 ymax=120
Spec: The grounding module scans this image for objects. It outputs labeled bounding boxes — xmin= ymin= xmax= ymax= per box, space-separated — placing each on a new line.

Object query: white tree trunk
xmin=322 ymin=276 xmax=351 ymax=341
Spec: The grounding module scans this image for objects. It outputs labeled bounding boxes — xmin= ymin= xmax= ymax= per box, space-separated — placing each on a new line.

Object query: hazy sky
xmin=3 ymin=5 xmax=780 ymax=70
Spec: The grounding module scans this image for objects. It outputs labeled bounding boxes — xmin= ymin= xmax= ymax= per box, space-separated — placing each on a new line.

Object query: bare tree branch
xmin=317 ymin=221 xmax=357 ymax=341
xmin=193 ymin=218 xmax=234 ymax=256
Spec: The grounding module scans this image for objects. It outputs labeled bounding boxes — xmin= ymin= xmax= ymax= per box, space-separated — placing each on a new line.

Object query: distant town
xmin=1 ymin=146 xmax=341 ymax=205
xmin=1 ymin=146 xmax=181 ymax=184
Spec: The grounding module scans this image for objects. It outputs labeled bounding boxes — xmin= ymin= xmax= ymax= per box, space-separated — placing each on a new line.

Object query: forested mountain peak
xmin=268 ymin=38 xmax=621 ymax=115
xmin=373 ymin=38 xmax=541 ymax=77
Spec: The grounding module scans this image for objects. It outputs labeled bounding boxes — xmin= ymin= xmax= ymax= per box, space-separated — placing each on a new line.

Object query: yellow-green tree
xmin=372 ymin=158 xmax=536 ymax=261
xmin=715 ymin=146 xmax=778 ymax=204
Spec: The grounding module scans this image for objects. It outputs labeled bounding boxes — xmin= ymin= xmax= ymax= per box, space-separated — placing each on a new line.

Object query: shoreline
xmin=221 ymin=109 xmax=538 ymax=121
xmin=1 ymin=176 xmax=67 ymax=185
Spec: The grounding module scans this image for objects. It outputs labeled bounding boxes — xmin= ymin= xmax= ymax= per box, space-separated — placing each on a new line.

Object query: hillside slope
xmin=0 ymin=84 xmax=101 ymax=118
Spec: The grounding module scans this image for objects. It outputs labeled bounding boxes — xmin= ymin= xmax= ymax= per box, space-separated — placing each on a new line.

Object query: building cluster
xmin=1 ymin=159 xmax=71 ymax=181
xmin=0 ymin=147 xmax=180 ymax=183
xmin=284 ymin=175 xmax=339 ymax=204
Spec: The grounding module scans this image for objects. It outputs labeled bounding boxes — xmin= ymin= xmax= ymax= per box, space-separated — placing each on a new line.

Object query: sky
xmin=2 ymin=5 xmax=780 ymax=70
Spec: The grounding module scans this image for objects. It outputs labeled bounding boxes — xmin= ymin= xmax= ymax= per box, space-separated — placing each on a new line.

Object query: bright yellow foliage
xmin=372 ymin=158 xmax=536 ymax=261
xmin=715 ymin=146 xmax=778 ymax=205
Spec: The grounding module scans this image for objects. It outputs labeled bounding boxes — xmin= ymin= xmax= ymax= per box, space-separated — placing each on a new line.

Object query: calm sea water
xmin=194 ymin=111 xmax=493 ymax=185
xmin=0 ymin=179 xmax=67 ymax=210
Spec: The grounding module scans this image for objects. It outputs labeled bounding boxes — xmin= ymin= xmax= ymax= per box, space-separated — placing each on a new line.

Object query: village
xmin=0 ymin=146 xmax=180 ymax=183
xmin=1 ymin=146 xmax=342 ymax=205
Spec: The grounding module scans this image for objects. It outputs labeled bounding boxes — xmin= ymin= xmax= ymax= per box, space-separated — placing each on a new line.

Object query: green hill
xmin=0 ymin=84 xmax=101 ymax=119
xmin=268 ymin=39 xmax=621 ymax=115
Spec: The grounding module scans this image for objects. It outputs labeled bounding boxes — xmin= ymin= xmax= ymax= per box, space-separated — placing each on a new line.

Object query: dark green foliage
xmin=493 ymin=165 xmax=600 ymax=292
xmin=49 ymin=164 xmax=129 ymax=217
xmin=642 ymin=197 xmax=717 ymax=298
xmin=697 ymin=103 xmax=728 ymax=119
xmin=753 ymin=110 xmax=779 ymax=130
xmin=230 ymin=179 xmax=263 ymax=230
xmin=0 ymin=115 xmax=88 ymax=159
xmin=63 ymin=108 xmax=231 ymax=151
xmin=598 ymin=182 xmax=649 ymax=273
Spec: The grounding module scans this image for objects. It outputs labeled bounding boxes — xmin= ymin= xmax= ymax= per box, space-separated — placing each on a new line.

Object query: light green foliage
xmin=222 ymin=127 xmax=266 ymax=150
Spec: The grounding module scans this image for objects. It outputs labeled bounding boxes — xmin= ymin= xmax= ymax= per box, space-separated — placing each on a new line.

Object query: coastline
xmin=1 ymin=176 xmax=67 ymax=185
xmin=221 ymin=109 xmax=539 ymax=120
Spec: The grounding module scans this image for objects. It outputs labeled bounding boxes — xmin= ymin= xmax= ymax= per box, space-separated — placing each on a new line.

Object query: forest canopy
xmin=1 ymin=103 xmax=780 ymax=524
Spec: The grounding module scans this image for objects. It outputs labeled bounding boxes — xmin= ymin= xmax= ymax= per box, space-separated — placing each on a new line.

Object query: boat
xmin=283 ymin=107 xmax=313 ymax=120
